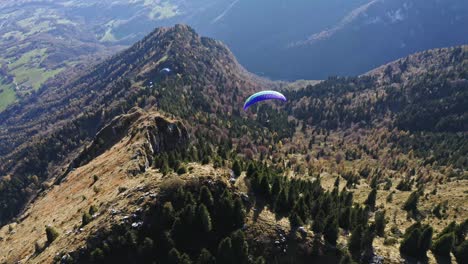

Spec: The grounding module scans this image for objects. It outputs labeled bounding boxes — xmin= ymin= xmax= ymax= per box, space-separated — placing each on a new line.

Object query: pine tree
xmin=216 ymin=191 xmax=234 ymax=233
xmin=199 ymin=186 xmax=214 ymax=209
xmin=161 ymin=202 xmax=176 ymax=230
xmin=45 ymin=226 xmax=59 ymax=244
xmin=90 ymin=248 xmax=105 ymax=262
xmin=89 ymin=205 xmax=98 ymax=215
xmin=418 ymin=226 xmax=433 ymax=258
xmin=454 ymin=240 xmax=468 ymax=264
xmin=339 ymin=207 xmax=351 ymax=230
xmin=171 ymin=218 xmax=185 ymax=247
xmin=400 ymin=226 xmax=421 ymax=258
xmin=173 ymin=188 xmax=186 ymax=209
xmin=311 ymin=236 xmax=321 ymax=256
xmin=233 ymin=198 xmax=246 ymax=229
xmin=270 ymin=177 xmax=281 ymax=201
xmin=374 ymin=211 xmax=386 ymax=237
xmin=402 ymin=191 xmax=419 ymax=214
xmin=161 ymin=157 xmax=171 ymax=175
xmin=454 ymin=219 xmax=468 ymax=245
xmin=142 ymin=237 xmax=154 ymax=254
xmin=196 ymin=248 xmax=215 ymax=264
xmin=217 ymin=237 xmax=234 ymax=264
xmin=365 ymin=188 xmax=377 ymax=211
xmin=323 ymin=216 xmax=339 ymax=246
xmin=196 ymin=204 xmax=212 ymax=233
xmin=82 ymin=212 xmax=92 ymax=226
xmin=312 ymin=210 xmax=326 ymax=234
xmin=232 ymin=160 xmax=242 ymax=177
xmin=259 ymin=176 xmax=270 ymax=197
xmin=231 ymin=230 xmax=249 ymax=263
xmin=431 ymin=233 xmax=454 ymax=257
xmin=339 ymin=252 xmax=353 ymax=264
xmin=334 ymin=177 xmax=340 ymax=189
xmin=361 ymin=225 xmax=375 ymax=262
xmin=246 ymin=163 xmax=256 ymax=178
xmin=348 ymin=225 xmax=363 ymax=257
xmin=161 ymin=231 xmax=175 ymax=257
xmin=168 ymin=248 xmax=182 ymax=264
xmin=179 ymin=253 xmax=192 ymax=264
xmin=289 ymin=211 xmax=304 ymax=228
xmin=274 ymin=188 xmax=289 ymax=214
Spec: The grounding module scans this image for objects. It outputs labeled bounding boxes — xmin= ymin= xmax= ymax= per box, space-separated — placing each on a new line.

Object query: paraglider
xmin=243 ymin=90 xmax=287 ymax=110
xmin=160 ymin=68 xmax=171 ymax=73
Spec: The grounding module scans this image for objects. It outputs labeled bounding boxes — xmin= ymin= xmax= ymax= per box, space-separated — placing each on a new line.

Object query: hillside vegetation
xmin=0 ymin=25 xmax=466 ymax=263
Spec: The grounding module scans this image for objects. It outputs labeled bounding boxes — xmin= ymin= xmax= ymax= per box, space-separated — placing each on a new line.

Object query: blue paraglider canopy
xmin=243 ymin=90 xmax=287 ymax=110
xmin=160 ymin=68 xmax=171 ymax=73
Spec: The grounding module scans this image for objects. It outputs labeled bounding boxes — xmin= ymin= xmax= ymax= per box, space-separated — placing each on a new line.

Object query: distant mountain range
xmin=1 ymin=0 xmax=467 ymax=111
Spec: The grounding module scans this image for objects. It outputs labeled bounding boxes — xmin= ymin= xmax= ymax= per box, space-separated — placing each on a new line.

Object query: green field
xmin=8 ymin=48 xmax=64 ymax=90
xmin=9 ymin=48 xmax=47 ymax=68
xmin=0 ymin=78 xmax=16 ymax=111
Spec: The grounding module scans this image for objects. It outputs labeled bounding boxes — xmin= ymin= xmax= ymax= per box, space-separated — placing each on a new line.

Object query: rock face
xmin=62 ymin=107 xmax=188 ymax=180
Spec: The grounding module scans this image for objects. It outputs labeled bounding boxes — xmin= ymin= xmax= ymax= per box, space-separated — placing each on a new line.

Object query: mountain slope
xmin=0 ymin=26 xmax=466 ymax=264
xmin=0 ymin=108 xmax=190 ymax=263
xmin=0 ymin=24 xmax=267 ymax=227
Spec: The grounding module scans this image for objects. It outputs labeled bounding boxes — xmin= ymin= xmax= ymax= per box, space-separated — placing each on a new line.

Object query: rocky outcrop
xmin=60 ymin=107 xmax=188 ymax=181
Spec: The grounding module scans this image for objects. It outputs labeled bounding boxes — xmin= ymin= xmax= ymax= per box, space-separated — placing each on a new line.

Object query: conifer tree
xmin=196 ymin=249 xmax=215 ymax=264
xmin=339 ymin=207 xmax=351 ymax=230
xmin=179 ymin=253 xmax=192 ymax=264
xmin=339 ymin=252 xmax=352 ymax=264
xmin=232 ymin=160 xmax=242 ymax=177
xmin=365 ymin=188 xmax=377 ymax=211
xmin=418 ymin=226 xmax=433 ymax=258
xmin=199 ymin=186 xmax=214 ymax=209
xmin=402 ymin=191 xmax=419 ymax=214
xmin=289 ymin=211 xmax=304 ymax=228
xmin=348 ymin=225 xmax=363 ymax=257
xmin=161 ymin=202 xmax=176 ymax=230
xmin=168 ymin=248 xmax=182 ymax=264
xmin=431 ymin=233 xmax=454 ymax=257
xmin=45 ymin=226 xmax=59 ymax=244
xmin=361 ymin=225 xmax=376 ymax=261
xmin=246 ymin=163 xmax=256 ymax=178
xmin=270 ymin=177 xmax=282 ymax=201
xmin=374 ymin=211 xmax=386 ymax=237
xmin=400 ymin=225 xmax=421 ymax=258
xmin=233 ymin=198 xmax=246 ymax=229
xmin=217 ymin=237 xmax=234 ymax=264
xmin=314 ymin=209 xmax=328 ymax=234
xmin=231 ymin=230 xmax=249 ymax=263
xmin=454 ymin=240 xmax=468 ymax=264
xmin=82 ymin=212 xmax=92 ymax=226
xmin=253 ymin=256 xmax=266 ymax=264
xmin=324 ymin=216 xmax=339 ymax=246
xmin=196 ymin=204 xmax=212 ymax=233
xmin=259 ymin=176 xmax=270 ymax=197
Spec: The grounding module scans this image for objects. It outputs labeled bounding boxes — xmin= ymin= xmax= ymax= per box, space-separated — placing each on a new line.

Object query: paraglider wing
xmin=243 ymin=91 xmax=287 ymax=110
xmin=160 ymin=68 xmax=171 ymax=73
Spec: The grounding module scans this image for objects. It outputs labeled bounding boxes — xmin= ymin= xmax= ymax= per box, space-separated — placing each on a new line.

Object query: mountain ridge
xmin=0 ymin=24 xmax=265 ymax=226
